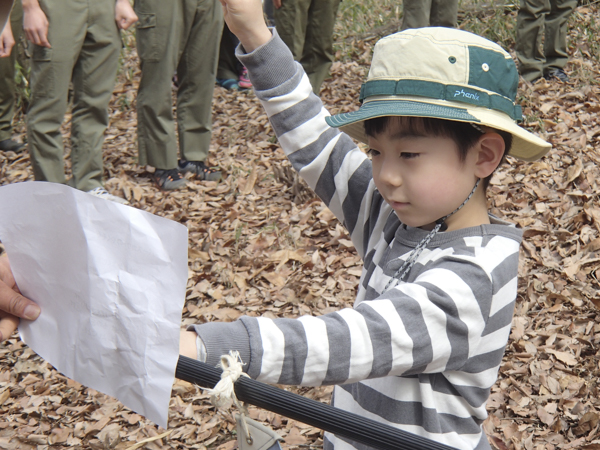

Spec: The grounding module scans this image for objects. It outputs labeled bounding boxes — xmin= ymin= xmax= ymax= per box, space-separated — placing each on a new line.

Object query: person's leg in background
xmin=135 ymin=0 xmax=187 ymax=189
xmin=273 ymin=0 xmax=309 ymax=62
xmin=176 ymin=0 xmax=223 ymax=180
xmin=429 ymin=0 xmax=458 ymax=28
xmin=0 ymin=0 xmax=24 ymax=152
xmin=543 ymin=0 xmax=576 ymax=81
xmin=263 ymin=0 xmax=275 ymax=27
xmin=515 ymin=0 xmax=548 ymax=82
xmin=216 ymin=22 xmax=241 ymax=90
xmin=26 ymin=0 xmax=86 ymax=185
xmin=401 ymin=0 xmax=433 ymax=30
xmin=300 ymin=0 xmax=340 ymax=94
xmin=69 ymin=0 xmax=121 ymax=192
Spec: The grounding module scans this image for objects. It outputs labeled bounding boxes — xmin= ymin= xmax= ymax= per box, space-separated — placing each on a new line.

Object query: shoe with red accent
xmin=238 ymin=67 xmax=252 ymax=90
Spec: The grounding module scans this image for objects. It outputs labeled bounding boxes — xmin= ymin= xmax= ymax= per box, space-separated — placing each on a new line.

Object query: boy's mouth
xmin=389 ymin=200 xmax=409 ymax=209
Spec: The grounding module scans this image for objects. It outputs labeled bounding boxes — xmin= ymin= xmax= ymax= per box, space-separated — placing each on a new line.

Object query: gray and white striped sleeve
xmin=239 ymin=31 xmax=381 ymax=258
xmin=192 ymin=242 xmax=514 ymax=387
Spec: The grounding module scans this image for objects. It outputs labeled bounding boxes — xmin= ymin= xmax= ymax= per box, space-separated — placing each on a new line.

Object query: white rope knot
xmin=206 ymin=351 xmax=249 ymax=410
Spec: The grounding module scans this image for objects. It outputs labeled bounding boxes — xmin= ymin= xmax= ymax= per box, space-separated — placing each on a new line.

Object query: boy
xmin=1 ymin=1 xmax=551 ymax=449
xmin=179 ymin=1 xmax=551 ymax=449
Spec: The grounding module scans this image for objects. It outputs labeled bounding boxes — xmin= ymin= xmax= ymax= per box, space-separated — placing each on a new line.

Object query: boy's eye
xmin=400 ymin=152 xmax=419 ymax=159
xmin=366 ymin=148 xmax=380 ymax=158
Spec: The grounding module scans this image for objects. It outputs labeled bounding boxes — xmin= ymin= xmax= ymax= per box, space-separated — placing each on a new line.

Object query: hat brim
xmin=325 ymin=97 xmax=551 ymax=161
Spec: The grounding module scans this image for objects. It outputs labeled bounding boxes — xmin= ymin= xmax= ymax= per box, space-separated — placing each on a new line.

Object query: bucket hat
xmin=326 ymin=27 xmax=550 ymax=161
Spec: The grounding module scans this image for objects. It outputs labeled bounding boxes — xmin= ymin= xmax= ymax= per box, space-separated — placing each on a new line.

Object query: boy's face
xmin=367 ymin=122 xmax=481 ymax=230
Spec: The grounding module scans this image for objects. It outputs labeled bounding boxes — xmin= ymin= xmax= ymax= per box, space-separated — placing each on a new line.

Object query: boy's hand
xmin=22 ymin=0 xmax=51 ymax=48
xmin=115 ymin=0 xmax=138 ymax=30
xmin=219 ymin=0 xmax=272 ymax=52
xmin=0 ymin=19 xmax=15 ymax=57
xmin=0 ymin=254 xmax=41 ymax=342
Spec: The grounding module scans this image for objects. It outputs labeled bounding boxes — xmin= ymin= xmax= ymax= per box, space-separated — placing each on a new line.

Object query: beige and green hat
xmin=326 ymin=27 xmax=550 ymax=161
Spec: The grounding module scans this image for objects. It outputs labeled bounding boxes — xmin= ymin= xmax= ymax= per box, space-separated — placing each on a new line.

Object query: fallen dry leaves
xmin=1 ymin=5 xmax=600 ymax=450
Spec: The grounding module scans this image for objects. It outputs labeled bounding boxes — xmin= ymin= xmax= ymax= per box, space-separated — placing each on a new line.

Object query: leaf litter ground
xmin=2 ymin=5 xmax=600 ymax=450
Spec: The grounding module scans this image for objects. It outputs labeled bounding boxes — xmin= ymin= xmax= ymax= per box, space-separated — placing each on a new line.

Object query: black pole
xmin=176 ymin=355 xmax=458 ymax=450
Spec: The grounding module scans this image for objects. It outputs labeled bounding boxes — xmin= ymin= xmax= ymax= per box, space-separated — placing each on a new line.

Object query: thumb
xmin=0 ymin=281 xmax=40 ymax=320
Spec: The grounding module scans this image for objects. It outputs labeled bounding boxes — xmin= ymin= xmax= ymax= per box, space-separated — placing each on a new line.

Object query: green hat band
xmin=359 ymin=79 xmax=523 ymax=122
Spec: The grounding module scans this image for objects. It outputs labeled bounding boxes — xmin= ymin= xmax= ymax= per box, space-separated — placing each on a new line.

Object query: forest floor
xmin=2 ymin=2 xmax=600 ymax=450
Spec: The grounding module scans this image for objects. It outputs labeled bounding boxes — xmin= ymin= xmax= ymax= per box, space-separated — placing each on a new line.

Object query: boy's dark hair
xmin=363 ymin=116 xmax=512 ymax=189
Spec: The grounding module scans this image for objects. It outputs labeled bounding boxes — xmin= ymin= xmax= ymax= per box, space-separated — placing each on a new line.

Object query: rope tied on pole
xmin=205 ymin=351 xmax=254 ymax=445
xmin=206 ymin=351 xmax=249 ymax=408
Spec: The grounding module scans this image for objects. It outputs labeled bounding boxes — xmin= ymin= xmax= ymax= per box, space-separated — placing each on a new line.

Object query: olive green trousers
xmin=274 ymin=0 xmax=341 ymax=95
xmin=0 ymin=1 xmax=22 ymax=141
xmin=26 ymin=0 xmax=120 ymax=191
xmin=401 ymin=0 xmax=458 ymax=30
xmin=134 ymin=0 xmax=223 ymax=170
xmin=515 ymin=0 xmax=577 ymax=81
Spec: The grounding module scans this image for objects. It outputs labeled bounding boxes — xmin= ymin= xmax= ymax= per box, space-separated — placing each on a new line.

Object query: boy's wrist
xmin=237 ymin=27 xmax=273 ymax=53
xmin=179 ymin=330 xmax=198 ymax=359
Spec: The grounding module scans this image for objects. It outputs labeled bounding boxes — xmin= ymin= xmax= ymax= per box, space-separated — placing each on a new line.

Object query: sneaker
xmin=216 ymin=78 xmax=240 ymax=90
xmin=238 ymin=67 xmax=252 ymax=90
xmin=152 ymin=168 xmax=187 ymax=190
xmin=177 ymin=160 xmax=222 ymax=181
xmin=0 ymin=139 xmax=25 ymax=152
xmin=87 ymin=187 xmax=129 ymax=205
xmin=544 ymin=68 xmax=569 ymax=83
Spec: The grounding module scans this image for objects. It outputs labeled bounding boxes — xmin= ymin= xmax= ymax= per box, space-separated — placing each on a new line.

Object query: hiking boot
xmin=152 ymin=168 xmax=187 ymax=190
xmin=87 ymin=187 xmax=129 ymax=205
xmin=0 ymin=139 xmax=25 ymax=152
xmin=178 ymin=160 xmax=222 ymax=181
xmin=544 ymin=68 xmax=569 ymax=83
xmin=238 ymin=67 xmax=252 ymax=90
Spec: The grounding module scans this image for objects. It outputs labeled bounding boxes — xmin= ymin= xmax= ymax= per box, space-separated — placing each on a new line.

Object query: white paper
xmin=0 ymin=182 xmax=188 ymax=428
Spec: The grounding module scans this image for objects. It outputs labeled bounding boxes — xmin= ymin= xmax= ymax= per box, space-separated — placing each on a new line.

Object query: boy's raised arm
xmin=220 ymin=0 xmax=272 ymax=52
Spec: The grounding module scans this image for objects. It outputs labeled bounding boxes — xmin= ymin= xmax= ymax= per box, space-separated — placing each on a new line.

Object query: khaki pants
xmin=0 ymin=0 xmax=23 ymax=141
xmin=515 ymin=0 xmax=577 ymax=81
xmin=134 ymin=0 xmax=222 ymax=170
xmin=401 ymin=0 xmax=458 ymax=30
xmin=274 ymin=0 xmax=341 ymax=95
xmin=26 ymin=0 xmax=120 ymax=191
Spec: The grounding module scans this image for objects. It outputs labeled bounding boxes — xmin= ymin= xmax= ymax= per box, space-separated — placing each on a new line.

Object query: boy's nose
xmin=378 ymin=161 xmax=402 ymax=187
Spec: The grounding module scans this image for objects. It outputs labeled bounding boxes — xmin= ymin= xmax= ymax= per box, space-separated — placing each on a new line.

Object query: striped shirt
xmin=192 ymin=32 xmax=522 ymax=450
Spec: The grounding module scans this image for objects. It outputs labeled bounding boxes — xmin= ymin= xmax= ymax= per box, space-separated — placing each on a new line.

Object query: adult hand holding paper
xmin=0 ymin=182 xmax=189 ymax=428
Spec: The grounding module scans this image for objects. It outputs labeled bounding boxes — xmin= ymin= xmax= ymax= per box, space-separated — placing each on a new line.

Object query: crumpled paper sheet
xmin=0 ymin=182 xmax=189 ymax=428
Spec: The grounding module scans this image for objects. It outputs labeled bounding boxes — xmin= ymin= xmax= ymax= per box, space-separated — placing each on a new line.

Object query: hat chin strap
xmin=384 ymin=178 xmax=481 ymax=291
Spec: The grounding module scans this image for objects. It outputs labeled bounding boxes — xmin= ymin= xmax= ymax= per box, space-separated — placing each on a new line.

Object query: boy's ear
xmin=473 ymin=132 xmax=505 ymax=179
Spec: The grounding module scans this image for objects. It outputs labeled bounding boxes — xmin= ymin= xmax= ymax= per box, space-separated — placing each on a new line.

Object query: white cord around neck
xmin=383 ymin=179 xmax=481 ymax=292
